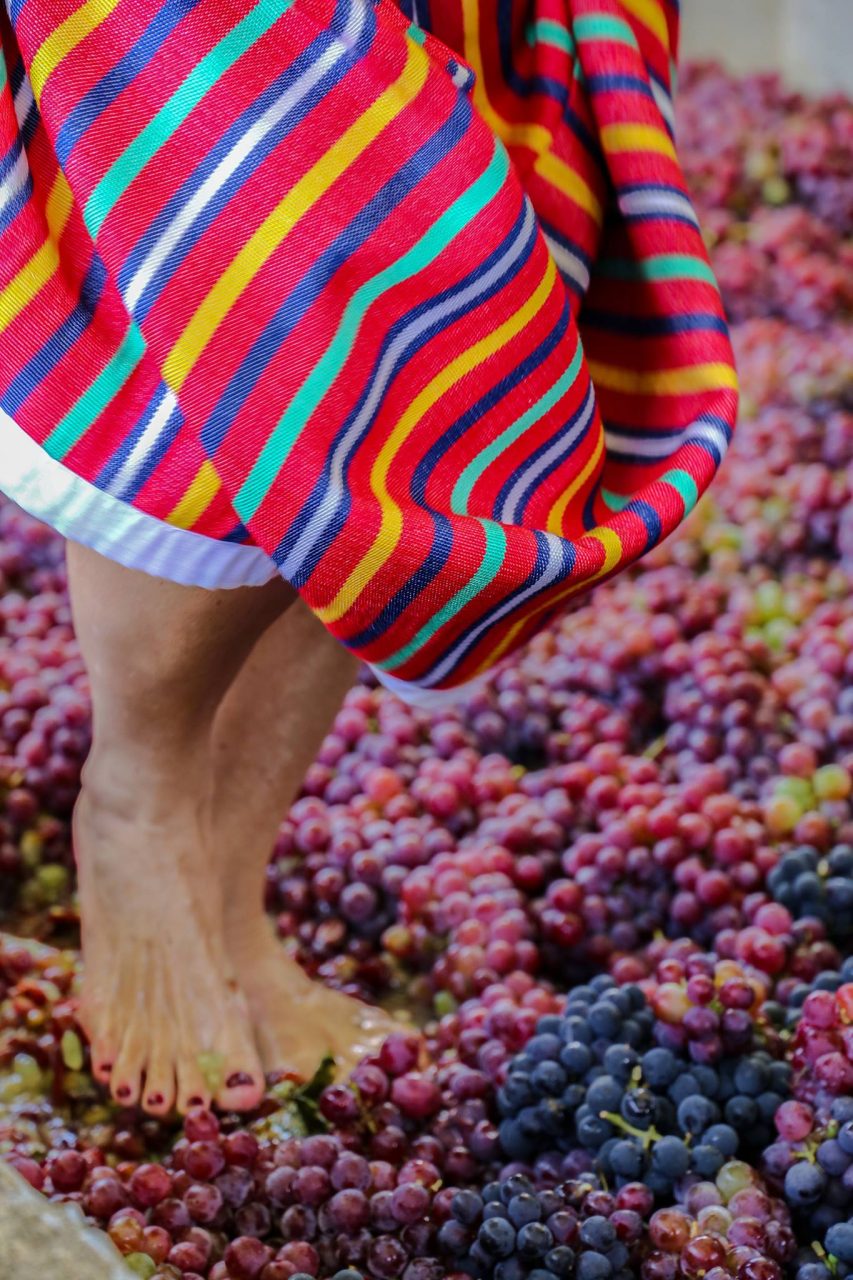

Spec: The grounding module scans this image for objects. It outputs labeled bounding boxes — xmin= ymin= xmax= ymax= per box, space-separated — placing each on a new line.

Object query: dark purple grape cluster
xmin=768 ymin=844 xmax=853 ymax=940
xmin=438 ymin=1173 xmax=652 ymax=1280
xmin=494 ymin=980 xmax=789 ymax=1196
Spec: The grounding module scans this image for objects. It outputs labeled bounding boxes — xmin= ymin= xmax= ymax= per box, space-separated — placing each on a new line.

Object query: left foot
xmin=75 ymin=777 xmax=266 ymax=1116
xmin=225 ymin=912 xmax=405 ymax=1080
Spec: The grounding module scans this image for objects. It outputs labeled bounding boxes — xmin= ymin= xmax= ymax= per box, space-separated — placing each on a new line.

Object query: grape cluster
xmin=439 ymin=1173 xmax=652 ymax=1280
xmin=768 ymin=844 xmax=853 ymax=940
xmin=642 ymin=1159 xmax=796 ymax=1280
xmin=494 ymin=979 xmax=789 ymax=1192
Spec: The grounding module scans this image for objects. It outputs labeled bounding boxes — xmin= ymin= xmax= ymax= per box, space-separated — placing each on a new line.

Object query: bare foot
xmin=74 ymin=778 xmax=266 ymax=1116
xmin=225 ymin=912 xmax=406 ymax=1080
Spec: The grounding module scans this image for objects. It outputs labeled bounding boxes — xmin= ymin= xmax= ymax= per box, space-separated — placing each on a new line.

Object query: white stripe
xmin=281 ymin=200 xmax=539 ymax=579
xmin=0 ymin=408 xmax=277 ymax=588
xmin=103 ymin=386 xmax=181 ymax=498
xmin=0 ymin=146 xmax=29 ymax=217
xmin=498 ymin=384 xmax=596 ymax=523
xmin=651 ymin=76 xmax=675 ymax=134
xmin=123 ymin=2 xmax=368 ymax=313
xmin=543 ymin=231 xmax=591 ymax=292
xmin=605 ymin=418 xmax=729 ymax=459
xmin=13 ymin=73 xmax=35 ymax=132
xmin=420 ymin=531 xmax=568 ymax=687
xmin=370 ymin=664 xmax=493 ymax=708
xmin=620 ymin=187 xmax=698 ymax=225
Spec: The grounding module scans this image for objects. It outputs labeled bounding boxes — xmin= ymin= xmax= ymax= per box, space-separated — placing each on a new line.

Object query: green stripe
xmin=407 ymin=23 xmax=427 ymax=46
xmin=45 ymin=324 xmax=146 ymax=457
xmin=451 ymin=336 xmax=583 ymax=513
xmin=0 ymin=55 xmax=7 ymax=93
xmin=661 ymin=468 xmax=698 ymax=512
xmin=379 ymin=520 xmax=507 ymax=671
xmin=597 ymin=254 xmax=718 ymax=285
xmin=526 ymin=19 xmax=575 ymax=53
xmin=573 ymin=14 xmax=639 ymax=49
xmin=84 ymin=0 xmax=295 ymax=237
xmin=234 ymin=139 xmax=511 ymax=520
xmin=602 ymin=488 xmax=631 ymax=512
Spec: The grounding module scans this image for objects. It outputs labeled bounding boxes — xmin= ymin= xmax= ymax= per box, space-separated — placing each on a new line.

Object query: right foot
xmin=226 ymin=911 xmax=406 ymax=1081
xmin=74 ymin=777 xmax=265 ymax=1117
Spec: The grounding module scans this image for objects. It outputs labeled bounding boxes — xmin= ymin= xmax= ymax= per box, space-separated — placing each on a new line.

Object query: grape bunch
xmin=764 ymin=1096 xmax=853 ymax=1237
xmin=494 ymin=978 xmax=790 ymax=1193
xmin=768 ymin=844 xmax=853 ymax=941
xmin=641 ymin=1159 xmax=796 ymax=1280
xmin=438 ymin=1173 xmax=653 ymax=1280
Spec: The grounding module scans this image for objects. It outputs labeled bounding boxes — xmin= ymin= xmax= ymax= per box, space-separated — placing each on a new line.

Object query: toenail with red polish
xmin=187 ymin=1095 xmax=204 ymax=1106
xmin=99 ymin=1062 xmax=113 ymax=1074
xmin=146 ymin=1093 xmax=164 ymax=1106
xmin=116 ymin=1084 xmax=131 ymax=1099
xmin=225 ymin=1071 xmax=254 ymax=1089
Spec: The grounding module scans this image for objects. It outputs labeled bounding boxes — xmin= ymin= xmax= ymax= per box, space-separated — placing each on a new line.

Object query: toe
xmin=139 ymin=964 xmax=178 ymax=1116
xmin=140 ymin=1038 xmax=177 ymax=1116
xmin=90 ymin=1037 xmax=118 ymax=1086
xmin=110 ymin=1026 xmax=146 ymax=1107
xmin=214 ymin=995 xmax=265 ymax=1112
xmin=175 ymin=1055 xmax=212 ymax=1116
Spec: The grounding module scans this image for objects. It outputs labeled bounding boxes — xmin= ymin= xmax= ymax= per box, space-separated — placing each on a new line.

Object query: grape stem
xmin=599 ymin=1111 xmax=663 ymax=1147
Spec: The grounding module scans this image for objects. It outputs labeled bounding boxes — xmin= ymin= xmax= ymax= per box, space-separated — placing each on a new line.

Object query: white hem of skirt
xmin=0 ymin=406 xmax=278 ymax=589
xmin=0 ymin=406 xmax=489 ymax=709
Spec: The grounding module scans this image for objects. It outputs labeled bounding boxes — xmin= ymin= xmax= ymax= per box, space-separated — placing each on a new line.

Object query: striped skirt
xmin=0 ymin=0 xmax=738 ymax=703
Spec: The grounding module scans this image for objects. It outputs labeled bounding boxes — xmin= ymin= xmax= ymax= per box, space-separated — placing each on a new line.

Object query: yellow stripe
xmin=600 ymin=123 xmax=676 ymax=161
xmin=588 ymin=360 xmax=739 ymax=396
xmin=29 ymin=0 xmax=122 ymax=100
xmin=588 ymin=525 xmax=623 ymax=575
xmin=166 ymin=460 xmax=221 ymax=529
xmin=619 ymin=0 xmax=669 ymax=47
xmin=534 ymin=151 xmax=602 ymax=221
xmin=463 ymin=7 xmax=602 ymax=227
xmin=163 ymin=45 xmax=429 ymax=392
xmin=315 ymin=256 xmax=560 ymax=625
xmin=545 ymin=429 xmax=604 ymax=535
xmin=472 ymin=512 xmax=622 ymax=675
xmin=0 ymin=172 xmax=74 ymax=336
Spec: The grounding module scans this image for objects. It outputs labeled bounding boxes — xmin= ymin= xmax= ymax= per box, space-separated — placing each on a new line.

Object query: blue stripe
xmin=625 ymin=497 xmax=661 ymax=548
xmin=347 ymin=261 xmax=569 ymax=648
xmin=587 ymin=73 xmax=654 ymax=99
xmin=623 ymin=209 xmax=698 ymax=229
xmin=92 ymin=384 xmax=173 ymax=493
xmin=110 ymin=400 xmax=185 ymax=501
xmin=498 ymin=379 xmax=594 ymax=523
xmin=199 ymin=66 xmax=472 ymax=459
xmin=0 ymin=171 xmax=33 ymax=236
xmin=539 ymin=215 xmax=593 ymax=298
xmin=403 ymin=530 xmax=575 ymax=687
xmin=53 ymin=0 xmax=207 ymax=168
xmin=272 ymin=197 xmax=538 ymax=587
xmin=0 ymin=136 xmax=23 ymax=184
xmin=3 ymin=254 xmax=109 ymax=415
xmin=580 ymin=309 xmax=729 ymax=337
xmin=222 ymin=521 xmax=253 ymax=544
xmin=118 ymin=0 xmax=362 ymax=324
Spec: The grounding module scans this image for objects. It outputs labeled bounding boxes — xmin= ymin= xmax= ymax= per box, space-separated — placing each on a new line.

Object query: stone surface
xmin=0 ymin=1160 xmax=131 ymax=1278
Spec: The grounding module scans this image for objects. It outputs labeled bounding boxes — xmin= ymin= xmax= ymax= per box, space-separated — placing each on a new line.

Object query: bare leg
xmin=67 ymin=541 xmax=295 ymax=1114
xmin=211 ymin=598 xmax=403 ymax=1076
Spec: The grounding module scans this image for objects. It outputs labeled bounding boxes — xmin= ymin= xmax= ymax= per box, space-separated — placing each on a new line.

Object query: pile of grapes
xmin=1 ymin=62 xmax=852 ymax=1280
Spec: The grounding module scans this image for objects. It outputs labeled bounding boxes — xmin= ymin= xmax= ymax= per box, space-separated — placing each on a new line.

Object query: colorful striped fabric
xmin=0 ymin=0 xmax=737 ymax=701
